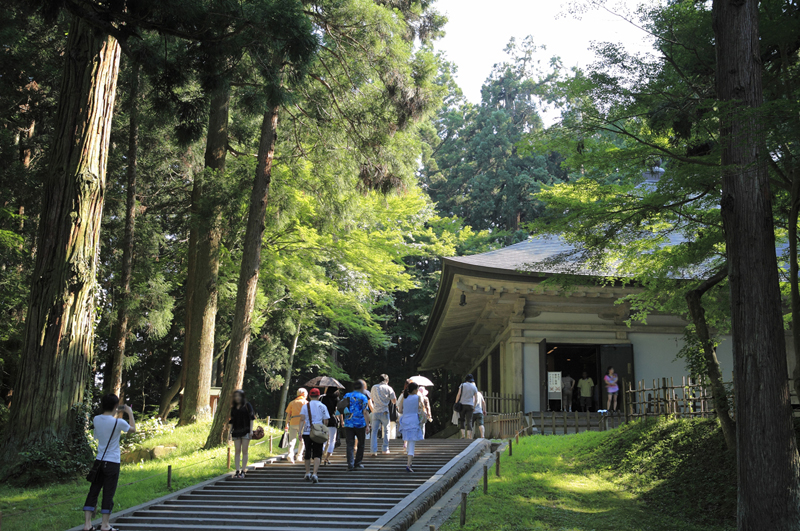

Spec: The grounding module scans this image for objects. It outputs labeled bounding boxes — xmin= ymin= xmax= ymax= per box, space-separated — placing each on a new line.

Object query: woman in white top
xmin=397 ymin=382 xmax=424 ymax=472
xmin=454 ymin=374 xmax=478 ymax=439
xmin=83 ymin=394 xmax=136 ymax=531
xmin=298 ymin=388 xmax=330 ymax=483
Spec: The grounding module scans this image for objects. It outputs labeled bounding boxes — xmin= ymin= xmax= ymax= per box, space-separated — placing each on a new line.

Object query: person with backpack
xmin=454 ymin=374 xmax=478 ymax=439
xmin=299 ymin=388 xmax=330 ymax=483
xmin=228 ymin=389 xmax=255 ymax=478
xmin=337 ymin=381 xmax=371 ymax=471
xmin=397 ymin=382 xmax=424 ymax=472
xmin=82 ymin=394 xmax=136 ymax=531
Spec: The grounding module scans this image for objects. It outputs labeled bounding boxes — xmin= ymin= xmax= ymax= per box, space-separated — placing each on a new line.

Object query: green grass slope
xmin=443 ymin=418 xmax=736 ymax=531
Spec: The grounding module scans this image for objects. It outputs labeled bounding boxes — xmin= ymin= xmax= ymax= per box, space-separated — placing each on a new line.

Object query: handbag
xmin=307 ymin=402 xmax=329 ymax=444
xmin=453 ymin=383 xmax=464 ymax=412
xmin=279 ymin=428 xmax=289 ymax=448
xmin=252 ymin=426 xmax=265 ymax=440
xmin=87 ymin=418 xmax=118 ymax=482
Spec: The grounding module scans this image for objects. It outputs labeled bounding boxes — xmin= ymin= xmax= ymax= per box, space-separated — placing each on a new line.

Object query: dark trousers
xmin=83 ymin=461 xmax=120 ymax=514
xmin=345 ymin=426 xmax=366 ymax=468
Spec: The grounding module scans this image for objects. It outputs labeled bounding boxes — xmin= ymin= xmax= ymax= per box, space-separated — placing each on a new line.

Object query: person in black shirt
xmin=320 ymin=387 xmax=340 ymax=465
xmin=228 ymin=389 xmax=255 ymax=478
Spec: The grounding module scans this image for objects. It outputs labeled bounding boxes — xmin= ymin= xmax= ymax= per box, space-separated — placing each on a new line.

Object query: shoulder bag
xmin=453 ymin=384 xmax=464 ymax=413
xmin=307 ymin=402 xmax=329 ymax=444
xmin=87 ymin=418 xmax=118 ymax=482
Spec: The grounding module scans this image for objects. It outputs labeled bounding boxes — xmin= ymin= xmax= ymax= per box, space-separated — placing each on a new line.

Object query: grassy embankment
xmin=0 ymin=421 xmax=282 ymax=531
xmin=442 ymin=418 xmax=736 ymax=531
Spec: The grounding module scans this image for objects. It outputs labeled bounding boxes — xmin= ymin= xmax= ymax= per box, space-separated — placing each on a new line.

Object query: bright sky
xmin=434 ymin=0 xmax=657 ymax=112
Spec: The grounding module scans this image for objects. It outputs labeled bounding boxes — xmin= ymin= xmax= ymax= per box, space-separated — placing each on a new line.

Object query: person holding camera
xmin=82 ymin=394 xmax=136 ymax=531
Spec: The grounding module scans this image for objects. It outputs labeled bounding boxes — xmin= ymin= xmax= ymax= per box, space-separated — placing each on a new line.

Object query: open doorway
xmin=546 ymin=344 xmax=598 ymax=412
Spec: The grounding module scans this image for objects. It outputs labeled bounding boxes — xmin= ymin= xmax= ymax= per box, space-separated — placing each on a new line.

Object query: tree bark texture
xmin=789 ymin=184 xmax=800 ymax=403
xmin=276 ymin=321 xmax=301 ymax=428
xmin=713 ymin=0 xmax=800 ymax=527
xmin=107 ymin=65 xmax=140 ymax=397
xmin=684 ymin=267 xmax=736 ymax=451
xmin=179 ymin=85 xmax=229 ymax=425
xmin=206 ymin=106 xmax=279 ymax=447
xmin=2 ymin=17 xmax=120 ymax=461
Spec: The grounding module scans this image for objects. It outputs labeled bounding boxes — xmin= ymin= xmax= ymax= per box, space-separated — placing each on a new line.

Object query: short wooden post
xmin=509 ymin=439 xmax=513 ymax=456
xmin=622 ymin=378 xmax=630 ymax=423
xmin=562 ymin=409 xmax=567 ymax=435
xmin=585 ymin=409 xmax=590 ymax=431
xmin=266 ymin=415 xmax=271 ymax=428
xmin=551 ymin=410 xmax=556 ymax=435
xmin=483 ymin=465 xmax=488 ymax=494
xmin=460 ymin=492 xmax=467 ymax=526
xmin=227 ymin=445 xmax=231 ymax=470
xmin=269 ymin=433 xmax=273 ymax=454
xmin=430 ymin=526 xmax=436 ymax=531
xmin=495 ymin=451 xmax=501 ymax=476
xmin=167 ymin=465 xmax=172 ymax=489
xmin=540 ymin=410 xmax=544 ymax=434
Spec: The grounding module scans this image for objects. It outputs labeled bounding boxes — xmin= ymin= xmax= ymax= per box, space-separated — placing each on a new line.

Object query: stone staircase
xmin=102 ymin=439 xmax=482 ymax=531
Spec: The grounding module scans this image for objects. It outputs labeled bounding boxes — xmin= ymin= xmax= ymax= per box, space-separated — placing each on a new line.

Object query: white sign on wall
xmin=547 ymin=371 xmax=562 ymax=398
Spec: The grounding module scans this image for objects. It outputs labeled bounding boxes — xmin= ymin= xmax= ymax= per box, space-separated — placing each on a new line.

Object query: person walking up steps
xmin=338 ymin=381 xmax=370 ymax=471
xmin=320 ymin=387 xmax=340 ymax=465
xmin=82 ymin=394 xmax=136 ymax=531
xmin=228 ymin=389 xmax=255 ymax=478
xmin=472 ymin=388 xmax=486 ymax=438
xmin=299 ymin=388 xmax=330 ymax=483
xmin=454 ymin=374 xmax=478 ymax=439
xmin=284 ymin=388 xmax=307 ymax=463
xmin=397 ymin=382 xmax=424 ymax=473
xmin=370 ymin=374 xmax=396 ymax=456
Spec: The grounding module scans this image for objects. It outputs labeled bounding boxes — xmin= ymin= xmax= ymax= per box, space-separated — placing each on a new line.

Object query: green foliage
xmin=422 ymin=37 xmax=567 ymax=237
xmin=119 ymin=417 xmax=175 ymax=454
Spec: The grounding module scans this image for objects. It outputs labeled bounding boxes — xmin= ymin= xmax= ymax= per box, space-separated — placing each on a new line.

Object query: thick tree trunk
xmin=684 ymin=267 xmax=736 ymax=451
xmin=789 ymin=188 xmax=800 ymax=403
xmin=1 ymin=17 xmax=120 ymax=465
xmin=107 ymin=65 xmax=140 ymax=397
xmin=276 ymin=322 xmax=302 ymax=427
xmin=179 ymin=85 xmax=229 ymax=425
xmin=713 ymin=0 xmax=800 ymax=527
xmin=206 ymin=107 xmax=279 ymax=447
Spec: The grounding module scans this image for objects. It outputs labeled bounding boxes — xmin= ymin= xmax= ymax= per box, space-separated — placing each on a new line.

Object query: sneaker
xmin=303 ymin=473 xmax=312 ymax=481
xmin=383 ymin=450 xmax=391 ymax=455
xmin=347 ymin=466 xmax=355 ymax=472
xmin=355 ymin=463 xmax=365 ymax=469
xmin=288 ymin=456 xmax=295 ymax=464
xmin=311 ymin=474 xmax=319 ymax=483
xmin=406 ymin=466 xmax=414 ymax=473
xmin=371 ymin=453 xmax=378 ymax=457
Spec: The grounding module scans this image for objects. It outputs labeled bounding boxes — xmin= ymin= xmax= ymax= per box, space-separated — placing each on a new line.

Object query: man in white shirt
xmin=370 ymin=374 xmax=397 ymax=456
xmin=83 ymin=394 xmax=136 ymax=531
xmin=299 ymin=388 xmax=330 ymax=483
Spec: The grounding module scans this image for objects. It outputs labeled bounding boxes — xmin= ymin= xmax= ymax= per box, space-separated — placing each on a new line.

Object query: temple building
xmin=415 ymin=236 xmax=743 ymax=412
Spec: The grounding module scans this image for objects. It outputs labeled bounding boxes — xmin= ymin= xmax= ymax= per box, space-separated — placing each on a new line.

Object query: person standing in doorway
xmin=299 ymin=388 xmax=330 ymax=483
xmin=320 ymin=387 xmax=340 ymax=465
xmin=370 ymin=374 xmax=396 ymax=456
xmin=397 ymin=382 xmax=424 ymax=472
xmin=454 ymin=374 xmax=478 ymax=439
xmin=284 ymin=388 xmax=308 ymax=463
xmin=339 ymin=381 xmax=371 ymax=471
xmin=228 ymin=389 xmax=255 ymax=478
xmin=561 ymin=371 xmax=575 ymax=412
xmin=604 ymin=367 xmax=619 ymax=412
xmin=472 ymin=388 xmax=486 ymax=438
xmin=578 ymin=371 xmax=594 ymax=412
xmin=82 ymin=394 xmax=136 ymax=531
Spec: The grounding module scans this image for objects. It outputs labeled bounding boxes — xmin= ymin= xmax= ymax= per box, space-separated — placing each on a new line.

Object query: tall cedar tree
xmin=1 ymin=16 xmax=121 ymax=463
xmin=713 ymin=0 xmax=800 ymax=526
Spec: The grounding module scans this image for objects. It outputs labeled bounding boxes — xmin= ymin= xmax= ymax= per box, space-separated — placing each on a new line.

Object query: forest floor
xmin=441 ymin=418 xmax=737 ymax=531
xmin=0 ymin=421 xmax=282 ymax=531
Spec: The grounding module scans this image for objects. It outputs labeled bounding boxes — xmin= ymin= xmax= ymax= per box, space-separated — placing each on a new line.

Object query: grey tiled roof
xmin=448 ymin=236 xmax=579 ymax=274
